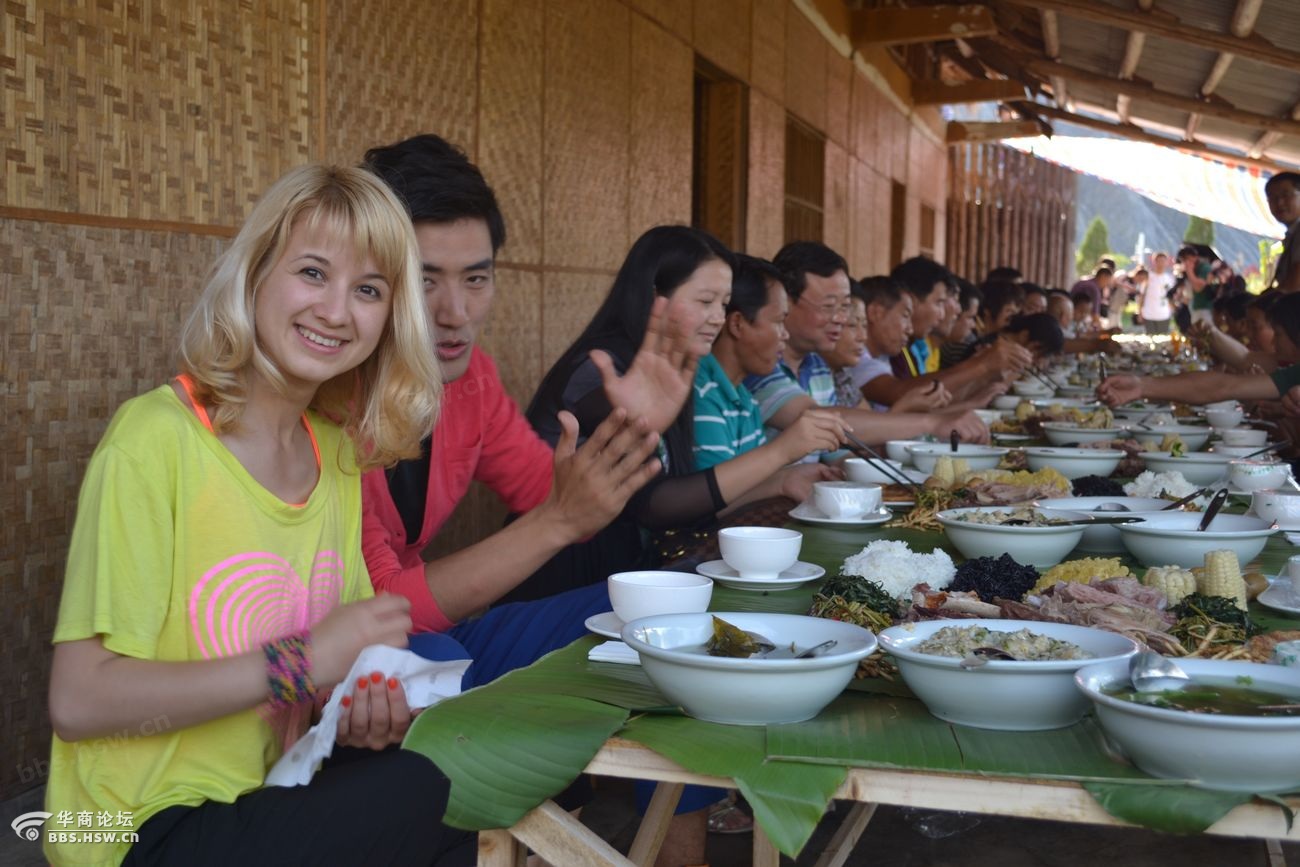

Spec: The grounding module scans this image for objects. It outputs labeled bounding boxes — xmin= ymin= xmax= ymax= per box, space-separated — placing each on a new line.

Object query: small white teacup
xmin=1205 ymin=407 xmax=1244 ymax=428
xmin=1229 ymin=459 xmax=1291 ymax=493
xmin=813 ymin=481 xmax=882 ymax=518
xmin=1251 ymin=489 xmax=1300 ymax=531
xmin=1219 ymin=427 xmax=1267 ymax=447
xmin=1288 ymin=555 xmax=1300 ymax=596
xmin=718 ymin=527 xmax=802 ymax=581
xmin=607 ymin=571 xmax=713 ymax=623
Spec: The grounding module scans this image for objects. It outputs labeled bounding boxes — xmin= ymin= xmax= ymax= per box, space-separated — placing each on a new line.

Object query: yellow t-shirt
xmin=45 ymin=385 xmax=372 ymax=866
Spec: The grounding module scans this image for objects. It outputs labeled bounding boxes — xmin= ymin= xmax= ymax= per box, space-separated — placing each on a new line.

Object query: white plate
xmin=695 ymin=560 xmax=826 ymax=592
xmin=1258 ymin=580 xmax=1300 ymax=616
xmin=584 ymin=611 xmax=627 ymax=639
xmin=789 ymin=503 xmax=892 ymax=526
xmin=992 ymin=433 xmax=1034 ymax=443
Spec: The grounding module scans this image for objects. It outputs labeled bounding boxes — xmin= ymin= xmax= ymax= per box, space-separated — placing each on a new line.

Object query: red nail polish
xmin=357 ymin=677 xmax=369 ymax=690
xmin=387 ymin=677 xmax=398 ymax=690
xmin=370 ymin=671 xmax=383 ymax=684
xmin=341 ymin=695 xmax=352 ymax=708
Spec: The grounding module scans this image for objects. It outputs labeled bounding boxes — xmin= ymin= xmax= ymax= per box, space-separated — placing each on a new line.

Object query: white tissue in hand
xmin=265 ymin=645 xmax=470 ymax=786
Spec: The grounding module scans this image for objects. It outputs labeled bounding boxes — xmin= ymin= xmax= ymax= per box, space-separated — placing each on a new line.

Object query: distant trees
xmin=1076 ymin=216 xmax=1110 ymax=276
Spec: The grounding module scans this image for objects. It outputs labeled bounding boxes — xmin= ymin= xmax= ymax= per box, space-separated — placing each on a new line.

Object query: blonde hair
xmin=179 ymin=164 xmax=440 ymax=470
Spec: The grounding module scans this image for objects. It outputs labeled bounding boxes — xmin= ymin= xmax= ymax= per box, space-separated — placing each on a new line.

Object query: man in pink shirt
xmin=360 ymin=134 xmax=691 ymax=680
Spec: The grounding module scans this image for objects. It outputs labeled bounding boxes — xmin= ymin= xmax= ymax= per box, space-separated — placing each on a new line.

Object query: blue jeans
xmin=407 ymin=583 xmax=722 ymax=814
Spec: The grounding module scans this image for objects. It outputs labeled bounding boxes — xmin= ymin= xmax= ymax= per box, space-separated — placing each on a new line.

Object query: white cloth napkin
xmin=265 ymin=645 xmax=471 ymax=786
xmin=587 ymin=640 xmax=640 ymax=665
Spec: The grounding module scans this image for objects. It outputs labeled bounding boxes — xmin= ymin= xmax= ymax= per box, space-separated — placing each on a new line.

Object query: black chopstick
xmin=843 ymin=431 xmax=925 ymax=495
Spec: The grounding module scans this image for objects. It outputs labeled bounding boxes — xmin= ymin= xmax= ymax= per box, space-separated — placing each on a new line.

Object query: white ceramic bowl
xmin=907 ymin=443 xmax=1008 ymax=474
xmin=622 ymin=612 xmax=878 ymax=725
xmin=845 ymin=456 xmax=907 ymax=484
xmin=885 ymin=439 xmax=924 ymax=465
xmin=1030 ymin=398 xmax=1101 ymax=411
xmin=1112 ymin=403 xmax=1174 ymax=424
xmin=717 ymin=527 xmax=802 ymax=581
xmin=991 ymin=394 xmax=1023 ymax=411
xmin=1035 ymin=496 xmax=1170 ymax=555
xmin=936 ymin=507 xmax=1088 ymax=568
xmin=1251 ymin=488 xmax=1300 ymax=530
xmin=973 ymin=408 xmax=1002 ymax=426
xmin=1125 ymin=424 xmax=1210 ymax=452
xmin=1023 ymin=447 xmax=1123 ymax=480
xmin=607 ymin=571 xmax=714 ymax=623
xmin=813 ymin=481 xmax=882 ymax=518
xmin=1213 ymin=443 xmax=1279 ymax=458
xmin=879 ymin=620 xmax=1140 ymax=731
xmin=1140 ymin=451 xmax=1232 ymax=486
xmin=1040 ymin=422 xmax=1123 ymax=446
xmin=1205 ymin=407 xmax=1245 ymax=428
xmin=1219 ymin=428 xmax=1268 ymax=447
xmin=1076 ymin=658 xmax=1300 ymax=792
xmin=1117 ymin=512 xmax=1277 ymax=568
xmin=1057 ymin=385 xmax=1096 ymax=399
xmin=1229 ymin=460 xmax=1292 ymax=493
xmin=1012 ymin=380 xmax=1054 ymax=397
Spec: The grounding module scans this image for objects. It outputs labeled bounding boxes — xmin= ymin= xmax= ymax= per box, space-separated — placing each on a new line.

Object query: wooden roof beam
xmin=1250 ymin=99 xmax=1300 ymax=159
xmin=914 ymin=78 xmax=1027 ymax=105
xmin=946 ymin=120 xmax=1044 ymax=144
xmin=852 ymin=5 xmax=998 ymax=48
xmin=1186 ymin=0 xmax=1264 ymax=142
xmin=1115 ymin=0 xmax=1153 ymax=125
xmin=1012 ymin=101 xmax=1293 ymax=174
xmin=1005 ymin=0 xmax=1300 ymax=75
xmin=1039 ymin=11 xmax=1068 ymax=109
xmin=1023 ymin=58 xmax=1300 ymax=137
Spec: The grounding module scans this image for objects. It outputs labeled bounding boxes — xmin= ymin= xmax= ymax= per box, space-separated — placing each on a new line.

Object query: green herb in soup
xmin=1104 ymin=681 xmax=1300 ymax=716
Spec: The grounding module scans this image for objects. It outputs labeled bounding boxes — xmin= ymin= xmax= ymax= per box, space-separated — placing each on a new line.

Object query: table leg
xmin=811 ymin=802 xmax=878 ymax=867
xmin=627 ymin=781 xmax=684 ymax=866
xmin=1265 ymin=838 xmax=1287 ymax=867
xmin=510 ymin=799 xmax=631 ymax=867
xmin=478 ymin=828 xmax=526 ymax=867
xmin=753 ymin=823 xmax=781 ymax=867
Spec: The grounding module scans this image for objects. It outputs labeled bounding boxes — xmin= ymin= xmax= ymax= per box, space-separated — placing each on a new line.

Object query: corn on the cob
xmin=1198 ymin=550 xmax=1248 ymax=611
xmin=1141 ymin=565 xmax=1197 ymax=607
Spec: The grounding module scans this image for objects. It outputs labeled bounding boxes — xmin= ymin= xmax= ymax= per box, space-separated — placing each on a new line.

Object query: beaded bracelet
xmin=263 ymin=632 xmax=316 ymax=709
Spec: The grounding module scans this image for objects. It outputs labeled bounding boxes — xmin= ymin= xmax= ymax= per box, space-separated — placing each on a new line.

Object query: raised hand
xmin=1096 ymin=374 xmax=1142 ymax=407
xmin=336 ymin=670 xmax=412 ymax=750
xmin=891 ymin=380 xmax=953 ymax=413
xmin=774 ymin=409 xmax=849 ymax=462
xmin=1281 ymin=385 xmax=1300 ymax=418
xmin=933 ymin=410 xmax=989 ymax=444
xmin=592 ymin=296 xmax=698 ymax=434
xmin=777 ymin=462 xmax=842 ymax=503
xmin=543 ymin=408 xmax=662 ymax=541
xmin=310 ymin=594 xmax=412 ymax=688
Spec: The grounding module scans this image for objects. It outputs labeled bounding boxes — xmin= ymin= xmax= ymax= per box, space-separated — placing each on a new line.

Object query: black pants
xmin=123 ymin=748 xmax=476 ymax=867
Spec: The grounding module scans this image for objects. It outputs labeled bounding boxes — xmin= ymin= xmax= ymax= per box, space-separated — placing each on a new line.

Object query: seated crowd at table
xmin=43 ymin=131 xmax=1300 ymax=867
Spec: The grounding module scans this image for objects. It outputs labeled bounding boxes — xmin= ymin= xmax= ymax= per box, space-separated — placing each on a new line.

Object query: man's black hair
xmin=363 ymin=133 xmax=508 ymax=252
xmin=891 ymin=256 xmax=956 ymax=300
xmin=1265 ymin=172 xmax=1300 ymax=193
xmin=773 ymin=241 xmax=849 ymax=300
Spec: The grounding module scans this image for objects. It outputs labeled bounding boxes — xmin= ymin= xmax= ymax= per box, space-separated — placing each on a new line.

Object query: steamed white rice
xmin=841 ymin=540 xmax=955 ymax=599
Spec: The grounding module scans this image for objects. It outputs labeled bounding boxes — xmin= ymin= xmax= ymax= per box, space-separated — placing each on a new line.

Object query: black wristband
xmin=704 ymin=467 xmax=727 ymax=513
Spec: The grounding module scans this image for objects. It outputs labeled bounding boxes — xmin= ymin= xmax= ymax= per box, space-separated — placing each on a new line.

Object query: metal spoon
xmin=1002 ymin=515 xmax=1142 ymax=526
xmin=1129 ymin=651 xmax=1191 ymax=693
xmin=743 ymin=631 xmax=776 ymax=655
xmin=1094 ymin=502 xmax=1131 ymax=512
xmin=1159 ymin=486 xmax=1210 ymax=511
xmin=950 ymin=429 xmax=960 ymax=453
xmin=959 ymin=647 xmax=1017 ymax=669
xmin=1196 ymin=488 xmax=1230 ymax=531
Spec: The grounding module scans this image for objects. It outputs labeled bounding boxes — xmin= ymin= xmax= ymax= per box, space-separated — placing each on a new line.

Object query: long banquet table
xmin=405 ymin=514 xmax=1300 ymax=867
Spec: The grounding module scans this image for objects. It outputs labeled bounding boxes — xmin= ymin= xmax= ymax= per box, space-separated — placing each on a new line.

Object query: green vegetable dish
xmin=1104 ymin=681 xmax=1300 ymax=717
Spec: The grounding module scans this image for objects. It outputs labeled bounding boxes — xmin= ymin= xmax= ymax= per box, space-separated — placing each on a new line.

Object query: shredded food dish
xmin=913 ymin=625 xmax=1092 ymax=661
xmin=949 ymin=508 xmax=1069 ymax=526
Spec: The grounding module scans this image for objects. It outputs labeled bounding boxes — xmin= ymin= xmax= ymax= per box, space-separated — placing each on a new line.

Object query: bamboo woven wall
xmin=946 ymin=143 xmax=1078 ymax=288
xmin=1 ymin=0 xmax=948 ymax=802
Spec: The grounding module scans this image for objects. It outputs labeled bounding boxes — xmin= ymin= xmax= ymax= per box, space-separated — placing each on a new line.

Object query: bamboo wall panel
xmin=543 ymin=0 xmax=631 ymax=270
xmin=749 ymin=0 xmax=786 ymax=101
xmin=946 ymin=143 xmax=1076 ymax=287
xmin=324 ymin=0 xmax=477 ymax=166
xmin=2 ymin=0 xmax=312 ymax=226
xmin=0 ymin=220 xmax=223 ymax=800
xmin=784 ymin=9 xmax=826 ymax=132
xmin=694 ymin=0 xmax=751 ymax=83
xmin=823 ymin=140 xmax=849 ymax=258
xmin=541 ymin=271 xmax=616 ymax=376
xmin=824 ymin=51 xmax=852 ymax=148
xmin=849 ymin=72 xmax=877 ymax=162
xmin=746 ymin=90 xmax=786 ymax=258
xmin=629 ymin=15 xmax=694 ymax=240
xmin=479 ymin=268 xmax=545 ymax=410
xmin=480 ymin=0 xmax=545 ymax=266
xmin=628 ymin=0 xmax=693 ymax=42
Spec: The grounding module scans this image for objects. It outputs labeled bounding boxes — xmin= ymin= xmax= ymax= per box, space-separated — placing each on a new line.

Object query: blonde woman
xmin=45 ymin=165 xmax=473 ymax=866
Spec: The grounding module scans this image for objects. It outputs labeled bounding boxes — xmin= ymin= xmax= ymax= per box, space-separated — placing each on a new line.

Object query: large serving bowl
xmin=885 ymin=439 xmax=925 ymax=465
xmin=1125 ymin=424 xmax=1211 ymax=452
xmin=1030 ymin=398 xmax=1101 ymax=411
xmin=1023 ymin=447 xmax=1123 ymax=481
xmin=845 ymin=456 xmax=907 ymax=485
xmin=1252 ymin=488 xmax=1300 ymax=531
xmin=1057 ymin=384 xmax=1096 ymax=399
xmin=1117 ymin=512 xmax=1277 ymax=568
xmin=991 ymin=394 xmax=1023 ymax=411
xmin=936 ymin=507 xmax=1087 ymax=567
xmin=1076 ymin=659 xmax=1300 ymax=791
xmin=1139 ymin=451 xmax=1232 ymax=485
xmin=1012 ymin=379 xmax=1054 ymax=397
xmin=908 ymin=443 xmax=1008 ymax=474
xmin=1111 ymin=402 xmax=1174 ymax=424
xmin=1035 ymin=496 xmax=1170 ymax=554
xmin=1219 ymin=427 xmax=1268 ymax=447
xmin=621 ymin=612 xmax=878 ymax=725
xmin=879 ymin=619 xmax=1140 ymax=731
xmin=1040 ymin=422 xmax=1123 ymax=446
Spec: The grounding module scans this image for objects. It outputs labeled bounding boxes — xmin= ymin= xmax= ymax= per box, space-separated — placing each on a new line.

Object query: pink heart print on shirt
xmin=189 ymin=551 xmax=344 ymax=744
